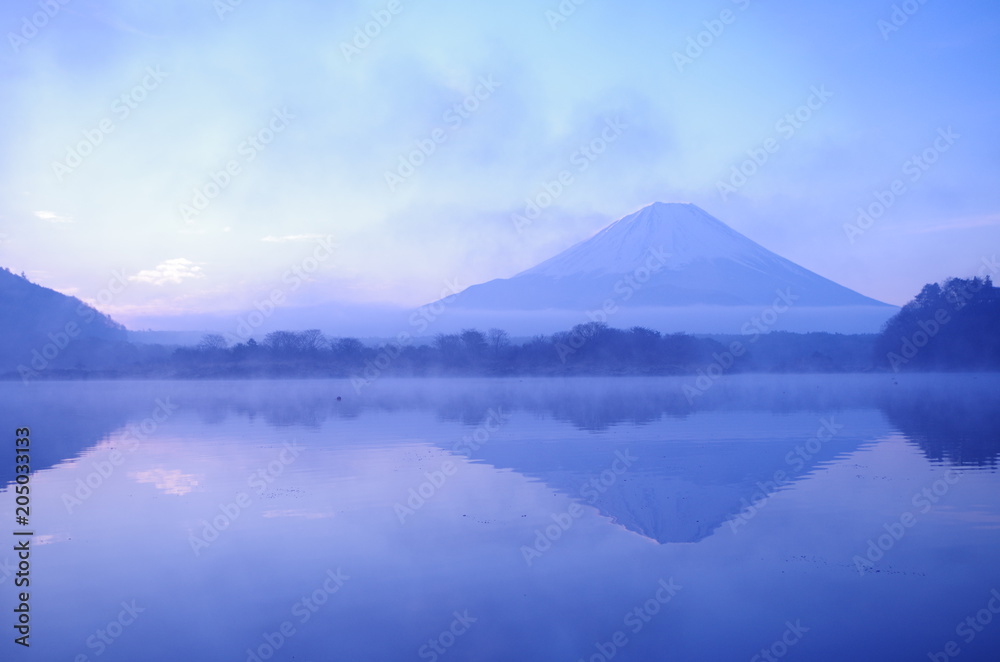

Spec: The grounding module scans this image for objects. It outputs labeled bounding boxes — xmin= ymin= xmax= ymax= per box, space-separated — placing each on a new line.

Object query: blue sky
xmin=0 ymin=0 xmax=997 ymax=327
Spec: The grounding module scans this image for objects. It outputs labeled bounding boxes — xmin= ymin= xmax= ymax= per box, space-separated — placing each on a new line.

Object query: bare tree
xmin=198 ymin=334 xmax=228 ymax=351
xmin=487 ymin=328 xmax=510 ymax=355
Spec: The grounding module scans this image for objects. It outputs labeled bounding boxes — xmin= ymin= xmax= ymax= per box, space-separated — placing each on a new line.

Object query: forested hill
xmin=0 ymin=266 xmax=127 ymax=373
xmin=874 ymin=276 xmax=1000 ymax=371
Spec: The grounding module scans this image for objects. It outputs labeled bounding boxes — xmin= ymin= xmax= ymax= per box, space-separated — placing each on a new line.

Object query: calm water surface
xmin=2 ymin=374 xmax=999 ymax=661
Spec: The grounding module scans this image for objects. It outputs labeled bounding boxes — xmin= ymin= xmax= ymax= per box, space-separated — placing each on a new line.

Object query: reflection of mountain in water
xmin=451 ymin=411 xmax=885 ymax=543
xmin=5 ymin=373 xmax=996 ymax=517
xmin=0 ymin=383 xmax=171 ymax=485
xmin=878 ymin=374 xmax=1000 ymax=469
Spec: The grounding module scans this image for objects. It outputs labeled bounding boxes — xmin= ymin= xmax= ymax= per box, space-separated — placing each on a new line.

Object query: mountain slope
xmin=449 ymin=202 xmax=890 ymax=310
xmin=0 ymin=267 xmax=127 ymax=370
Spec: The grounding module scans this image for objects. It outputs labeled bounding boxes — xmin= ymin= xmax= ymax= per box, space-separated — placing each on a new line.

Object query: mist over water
xmin=1 ymin=374 xmax=999 ymax=660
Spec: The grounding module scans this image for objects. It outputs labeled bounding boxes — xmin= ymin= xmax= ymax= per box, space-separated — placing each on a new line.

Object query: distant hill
xmin=0 ymin=267 xmax=128 ymax=374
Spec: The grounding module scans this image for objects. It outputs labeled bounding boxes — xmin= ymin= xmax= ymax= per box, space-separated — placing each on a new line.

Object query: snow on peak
xmin=521 ymin=202 xmax=781 ymax=278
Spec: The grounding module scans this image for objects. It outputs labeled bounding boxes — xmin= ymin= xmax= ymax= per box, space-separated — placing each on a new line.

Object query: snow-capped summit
xmin=522 ymin=202 xmax=763 ymax=278
xmin=445 ymin=202 xmax=890 ymax=309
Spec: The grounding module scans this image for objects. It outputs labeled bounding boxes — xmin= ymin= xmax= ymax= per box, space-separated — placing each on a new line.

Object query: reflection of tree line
xmin=166 ymin=374 xmax=1000 ymax=468
xmin=878 ymin=377 xmax=1000 ymax=468
xmin=3 ymin=373 xmax=997 ymax=488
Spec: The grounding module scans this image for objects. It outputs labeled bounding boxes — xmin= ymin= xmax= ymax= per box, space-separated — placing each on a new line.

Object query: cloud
xmin=129 ymin=258 xmax=204 ymax=285
xmin=129 ymin=468 xmax=200 ymax=496
xmin=261 ymin=234 xmax=327 ymax=243
xmin=261 ymin=510 xmax=335 ymax=519
xmin=33 ymin=534 xmax=70 ymax=546
xmin=906 ymin=214 xmax=1000 ymax=235
xmin=34 ymin=210 xmax=73 ymax=223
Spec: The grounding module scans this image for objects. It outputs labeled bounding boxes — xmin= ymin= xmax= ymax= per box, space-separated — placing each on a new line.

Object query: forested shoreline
xmin=4 ymin=277 xmax=998 ymax=381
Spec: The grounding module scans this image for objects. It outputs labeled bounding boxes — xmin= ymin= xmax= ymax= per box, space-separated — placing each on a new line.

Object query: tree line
xmin=4 ymin=275 xmax=997 ymax=380
xmin=160 ymin=275 xmax=1000 ymax=376
xmin=164 ymin=322 xmax=883 ymax=379
xmin=874 ymin=276 xmax=1000 ymax=371
xmin=173 ymin=324 xmax=736 ymax=378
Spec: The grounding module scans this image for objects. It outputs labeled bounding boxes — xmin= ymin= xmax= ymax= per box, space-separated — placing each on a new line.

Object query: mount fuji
xmin=426 ymin=202 xmax=896 ymax=334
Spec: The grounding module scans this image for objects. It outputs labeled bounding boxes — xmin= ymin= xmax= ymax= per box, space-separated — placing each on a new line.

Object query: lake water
xmin=2 ymin=374 xmax=999 ymax=661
